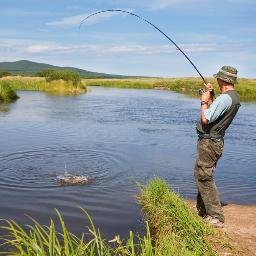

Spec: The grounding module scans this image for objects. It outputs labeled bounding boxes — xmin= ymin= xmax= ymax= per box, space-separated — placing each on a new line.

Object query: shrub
xmin=37 ymin=69 xmax=81 ymax=86
xmin=0 ymin=71 xmax=12 ymax=78
xmin=0 ymin=80 xmax=19 ymax=103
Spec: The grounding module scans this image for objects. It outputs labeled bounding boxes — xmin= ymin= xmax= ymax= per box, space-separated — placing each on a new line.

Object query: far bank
xmin=83 ymin=77 xmax=256 ymax=102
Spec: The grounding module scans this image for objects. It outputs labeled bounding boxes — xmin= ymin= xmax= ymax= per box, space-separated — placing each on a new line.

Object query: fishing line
xmin=79 ymin=9 xmax=206 ymax=83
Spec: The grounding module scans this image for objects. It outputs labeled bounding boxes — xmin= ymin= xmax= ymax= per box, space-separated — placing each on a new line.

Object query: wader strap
xmin=197 ymin=133 xmax=223 ymax=142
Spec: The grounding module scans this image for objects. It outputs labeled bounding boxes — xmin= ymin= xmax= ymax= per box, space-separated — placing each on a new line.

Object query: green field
xmin=83 ymin=77 xmax=256 ymax=102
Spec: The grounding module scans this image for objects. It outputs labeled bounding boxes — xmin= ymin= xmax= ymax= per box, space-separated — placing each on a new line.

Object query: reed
xmin=0 ymin=208 xmax=179 ymax=256
xmin=1 ymin=76 xmax=87 ymax=96
xmin=83 ymin=77 xmax=256 ymax=102
xmin=138 ymin=177 xmax=217 ymax=256
xmin=0 ymin=179 xmax=235 ymax=255
xmin=0 ymin=80 xmax=19 ymax=103
xmin=84 ymin=79 xmax=154 ymax=90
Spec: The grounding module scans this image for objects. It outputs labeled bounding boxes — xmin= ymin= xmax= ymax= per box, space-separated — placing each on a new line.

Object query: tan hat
xmin=213 ymin=66 xmax=238 ymax=84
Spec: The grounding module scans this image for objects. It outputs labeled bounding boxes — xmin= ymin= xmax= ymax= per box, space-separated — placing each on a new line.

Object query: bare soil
xmin=222 ymin=204 xmax=256 ymax=256
xmin=188 ymin=201 xmax=256 ymax=255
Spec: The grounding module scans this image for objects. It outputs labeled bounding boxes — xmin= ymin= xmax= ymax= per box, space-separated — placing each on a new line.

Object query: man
xmin=194 ymin=66 xmax=241 ymax=228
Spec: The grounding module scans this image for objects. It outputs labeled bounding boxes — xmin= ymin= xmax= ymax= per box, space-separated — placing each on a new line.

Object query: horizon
xmin=1 ymin=59 xmax=256 ymax=79
xmin=0 ymin=0 xmax=255 ymax=78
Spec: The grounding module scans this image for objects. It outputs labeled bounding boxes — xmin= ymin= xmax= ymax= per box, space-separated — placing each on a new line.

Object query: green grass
xmin=83 ymin=77 xmax=256 ymax=102
xmin=84 ymin=79 xmax=154 ymax=90
xmin=0 ymin=80 xmax=19 ymax=103
xmin=0 ymin=77 xmax=87 ymax=99
xmin=0 ymin=178 xmax=232 ymax=256
xmin=138 ymin=178 xmax=217 ymax=256
xmin=0 ymin=208 xmax=180 ymax=256
xmin=37 ymin=69 xmax=82 ymax=86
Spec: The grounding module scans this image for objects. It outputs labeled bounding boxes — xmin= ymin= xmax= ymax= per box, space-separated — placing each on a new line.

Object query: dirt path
xmin=188 ymin=201 xmax=256 ymax=255
xmin=222 ymin=204 xmax=256 ymax=256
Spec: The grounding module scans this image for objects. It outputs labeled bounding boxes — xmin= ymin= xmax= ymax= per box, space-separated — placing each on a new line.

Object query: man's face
xmin=217 ymin=78 xmax=223 ymax=88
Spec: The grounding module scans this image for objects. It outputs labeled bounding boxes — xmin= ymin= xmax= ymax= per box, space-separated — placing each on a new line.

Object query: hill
xmin=0 ymin=60 xmax=125 ymax=78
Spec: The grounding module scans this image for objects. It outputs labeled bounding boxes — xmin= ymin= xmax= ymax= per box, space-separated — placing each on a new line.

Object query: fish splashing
xmin=57 ymin=173 xmax=93 ymax=186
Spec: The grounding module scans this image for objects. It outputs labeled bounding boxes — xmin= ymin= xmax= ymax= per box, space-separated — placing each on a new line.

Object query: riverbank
xmin=188 ymin=201 xmax=256 ymax=256
xmin=0 ymin=76 xmax=87 ymax=103
xmin=0 ymin=177 xmax=255 ymax=255
xmin=139 ymin=178 xmax=256 ymax=256
xmin=83 ymin=77 xmax=256 ymax=102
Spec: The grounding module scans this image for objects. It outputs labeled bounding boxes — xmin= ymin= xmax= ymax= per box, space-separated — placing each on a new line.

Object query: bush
xmin=0 ymin=71 xmax=12 ymax=78
xmin=37 ymin=69 xmax=81 ymax=86
xmin=0 ymin=80 xmax=19 ymax=103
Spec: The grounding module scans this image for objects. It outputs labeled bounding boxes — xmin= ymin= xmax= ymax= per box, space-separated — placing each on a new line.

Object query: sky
xmin=0 ymin=0 xmax=255 ymax=77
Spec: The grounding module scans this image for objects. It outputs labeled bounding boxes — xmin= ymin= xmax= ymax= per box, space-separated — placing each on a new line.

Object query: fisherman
xmin=194 ymin=66 xmax=240 ymax=228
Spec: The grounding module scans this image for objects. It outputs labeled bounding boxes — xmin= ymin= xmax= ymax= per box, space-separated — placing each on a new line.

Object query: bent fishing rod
xmin=79 ymin=9 xmax=211 ymax=94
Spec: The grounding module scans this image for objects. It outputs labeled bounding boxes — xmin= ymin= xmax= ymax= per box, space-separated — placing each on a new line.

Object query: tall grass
xmin=0 ymin=209 xmax=173 ymax=256
xmin=84 ymin=79 xmax=154 ymax=90
xmin=0 ymin=80 xmax=19 ymax=103
xmin=138 ymin=178 xmax=217 ymax=256
xmin=0 ymin=179 xmax=234 ymax=255
xmin=1 ymin=77 xmax=87 ymax=96
xmin=0 ymin=71 xmax=12 ymax=78
xmin=83 ymin=77 xmax=256 ymax=102
xmin=37 ymin=70 xmax=81 ymax=86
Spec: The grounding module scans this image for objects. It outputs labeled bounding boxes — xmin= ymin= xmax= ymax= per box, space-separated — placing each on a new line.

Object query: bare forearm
xmin=201 ymin=103 xmax=209 ymax=124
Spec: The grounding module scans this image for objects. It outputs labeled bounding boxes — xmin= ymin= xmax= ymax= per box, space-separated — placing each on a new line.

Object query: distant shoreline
xmin=83 ymin=77 xmax=256 ymax=102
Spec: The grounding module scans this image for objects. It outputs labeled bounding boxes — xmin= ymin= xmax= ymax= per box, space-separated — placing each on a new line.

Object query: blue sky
xmin=0 ymin=0 xmax=255 ymax=77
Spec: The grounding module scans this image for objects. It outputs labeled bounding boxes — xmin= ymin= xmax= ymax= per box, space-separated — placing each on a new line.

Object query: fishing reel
xmin=198 ymin=88 xmax=206 ymax=95
xmin=198 ymin=88 xmax=215 ymax=97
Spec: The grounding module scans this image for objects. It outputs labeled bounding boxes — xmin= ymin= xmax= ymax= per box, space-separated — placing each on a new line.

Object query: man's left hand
xmin=201 ymin=90 xmax=211 ymax=103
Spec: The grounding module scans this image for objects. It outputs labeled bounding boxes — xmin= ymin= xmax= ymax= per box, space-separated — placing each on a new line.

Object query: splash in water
xmin=57 ymin=173 xmax=93 ymax=186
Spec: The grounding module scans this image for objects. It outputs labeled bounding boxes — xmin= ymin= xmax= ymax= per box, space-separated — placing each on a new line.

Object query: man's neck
xmin=221 ymin=85 xmax=235 ymax=93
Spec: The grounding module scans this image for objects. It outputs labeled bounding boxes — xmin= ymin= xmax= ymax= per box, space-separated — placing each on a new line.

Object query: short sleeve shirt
xmin=204 ymin=94 xmax=232 ymax=123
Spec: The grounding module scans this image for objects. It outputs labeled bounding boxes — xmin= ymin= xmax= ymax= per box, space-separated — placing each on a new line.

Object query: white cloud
xmin=23 ymin=42 xmax=217 ymax=55
xmin=0 ymin=38 xmax=244 ymax=59
xmin=0 ymin=38 xmax=254 ymax=77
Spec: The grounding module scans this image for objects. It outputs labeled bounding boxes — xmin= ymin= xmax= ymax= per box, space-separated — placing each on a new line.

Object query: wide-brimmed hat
xmin=213 ymin=66 xmax=238 ymax=84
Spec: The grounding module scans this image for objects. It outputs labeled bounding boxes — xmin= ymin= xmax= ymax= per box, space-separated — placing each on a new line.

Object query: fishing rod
xmin=79 ymin=9 xmax=211 ymax=94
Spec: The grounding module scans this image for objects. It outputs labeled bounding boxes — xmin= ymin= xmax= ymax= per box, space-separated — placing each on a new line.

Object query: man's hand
xmin=201 ymin=82 xmax=214 ymax=104
xmin=204 ymin=82 xmax=213 ymax=92
xmin=200 ymin=83 xmax=214 ymax=125
xmin=201 ymin=90 xmax=211 ymax=103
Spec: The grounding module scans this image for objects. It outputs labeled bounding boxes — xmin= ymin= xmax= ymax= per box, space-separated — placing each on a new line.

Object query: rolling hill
xmin=0 ymin=60 xmax=125 ymax=78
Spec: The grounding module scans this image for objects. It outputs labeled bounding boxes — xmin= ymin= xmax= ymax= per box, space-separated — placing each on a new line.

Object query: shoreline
xmin=83 ymin=77 xmax=256 ymax=102
xmin=188 ymin=201 xmax=256 ymax=256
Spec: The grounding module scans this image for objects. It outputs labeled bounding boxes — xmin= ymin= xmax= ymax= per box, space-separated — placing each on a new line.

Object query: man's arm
xmin=200 ymin=83 xmax=214 ymax=125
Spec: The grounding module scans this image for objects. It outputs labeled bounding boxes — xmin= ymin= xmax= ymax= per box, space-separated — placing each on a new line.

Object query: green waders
xmin=194 ymin=138 xmax=225 ymax=222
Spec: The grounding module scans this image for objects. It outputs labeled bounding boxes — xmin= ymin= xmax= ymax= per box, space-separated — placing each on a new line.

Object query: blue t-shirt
xmin=204 ymin=94 xmax=232 ymax=123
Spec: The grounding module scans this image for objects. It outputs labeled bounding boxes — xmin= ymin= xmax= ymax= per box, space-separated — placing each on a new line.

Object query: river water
xmin=0 ymin=87 xmax=255 ymax=238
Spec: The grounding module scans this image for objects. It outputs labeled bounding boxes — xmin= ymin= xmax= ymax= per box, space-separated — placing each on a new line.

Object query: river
xmin=0 ymin=86 xmax=255 ymax=238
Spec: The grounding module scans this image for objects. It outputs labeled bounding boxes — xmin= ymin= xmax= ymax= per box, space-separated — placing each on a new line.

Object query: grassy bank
xmin=2 ymin=76 xmax=87 ymax=95
xmin=138 ymin=178 xmax=217 ymax=256
xmin=0 ymin=80 xmax=19 ymax=103
xmin=0 ymin=178 xmax=232 ymax=255
xmin=84 ymin=77 xmax=256 ymax=102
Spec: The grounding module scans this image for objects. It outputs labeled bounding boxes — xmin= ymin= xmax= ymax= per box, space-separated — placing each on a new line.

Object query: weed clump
xmin=37 ymin=69 xmax=81 ymax=86
xmin=0 ymin=80 xmax=19 ymax=103
xmin=0 ymin=71 xmax=12 ymax=78
xmin=138 ymin=177 xmax=217 ymax=256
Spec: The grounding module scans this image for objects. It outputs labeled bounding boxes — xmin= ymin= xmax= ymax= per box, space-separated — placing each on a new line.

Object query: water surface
xmin=0 ymin=87 xmax=255 ymax=238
